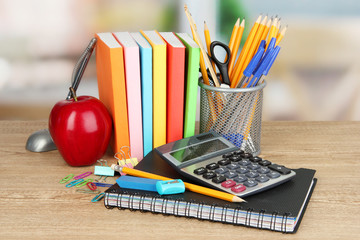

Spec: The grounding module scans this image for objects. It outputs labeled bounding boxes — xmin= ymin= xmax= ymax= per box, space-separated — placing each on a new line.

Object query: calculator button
xmin=215 ymin=167 xmax=229 ymax=174
xmin=203 ymin=172 xmax=216 ymax=179
xmin=229 ymin=156 xmax=242 ymax=162
xmin=268 ymin=164 xmax=291 ymax=175
xmin=244 ymin=180 xmax=258 ymax=187
xmin=231 ymin=184 xmax=246 ymax=193
xmin=226 ymin=163 xmax=239 ymax=170
xmin=236 ymin=166 xmax=249 ymax=174
xmin=255 ymin=175 xmax=270 ymax=183
xmin=206 ymin=163 xmax=219 ymax=170
xmin=249 ymin=156 xmax=262 ymax=162
xmin=222 ymin=153 xmax=233 ymax=158
xmin=224 ymin=171 xmax=238 ymax=179
xmin=194 ymin=167 xmax=207 ymax=175
xmin=238 ymin=159 xmax=251 ymax=166
xmin=241 ymin=153 xmax=253 ymax=159
xmin=233 ymin=150 xmax=244 ymax=156
xmin=245 ymin=171 xmax=259 ymax=178
xmin=257 ymin=167 xmax=270 ymax=174
xmin=212 ymin=175 xmax=226 ymax=184
xmin=221 ymin=180 xmax=236 ymax=188
xmin=259 ymin=160 xmax=271 ymax=166
xmin=233 ymin=176 xmax=247 ymax=183
xmin=218 ymin=159 xmax=231 ymax=166
xmin=267 ymin=171 xmax=281 ymax=179
xmin=247 ymin=163 xmax=260 ymax=170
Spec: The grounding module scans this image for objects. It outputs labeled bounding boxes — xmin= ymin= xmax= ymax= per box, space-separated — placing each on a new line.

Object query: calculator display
xmin=170 ymin=139 xmax=228 ymax=163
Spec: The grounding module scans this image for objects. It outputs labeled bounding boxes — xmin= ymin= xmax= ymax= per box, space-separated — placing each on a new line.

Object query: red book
xmin=160 ymin=32 xmax=186 ymax=143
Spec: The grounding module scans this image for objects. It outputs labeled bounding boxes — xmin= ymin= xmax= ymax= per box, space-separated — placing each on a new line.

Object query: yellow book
xmin=140 ymin=30 xmax=167 ymax=148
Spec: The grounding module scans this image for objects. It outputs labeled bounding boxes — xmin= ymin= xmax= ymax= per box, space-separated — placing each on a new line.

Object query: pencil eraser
xmin=116 ymin=176 xmax=159 ymax=192
xmin=156 ymin=179 xmax=185 ymax=195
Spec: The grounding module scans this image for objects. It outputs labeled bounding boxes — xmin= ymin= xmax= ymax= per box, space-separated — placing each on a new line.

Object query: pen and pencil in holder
xmin=198 ymin=76 xmax=266 ymax=156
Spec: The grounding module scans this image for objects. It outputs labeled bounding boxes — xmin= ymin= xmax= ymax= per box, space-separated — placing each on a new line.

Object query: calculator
xmin=155 ymin=132 xmax=296 ymax=198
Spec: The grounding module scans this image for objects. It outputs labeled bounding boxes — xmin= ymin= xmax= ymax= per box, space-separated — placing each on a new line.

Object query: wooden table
xmin=1 ymin=121 xmax=359 ymax=239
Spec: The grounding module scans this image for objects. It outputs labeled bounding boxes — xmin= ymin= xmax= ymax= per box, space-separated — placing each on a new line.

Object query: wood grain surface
xmin=0 ymin=120 xmax=359 ymax=239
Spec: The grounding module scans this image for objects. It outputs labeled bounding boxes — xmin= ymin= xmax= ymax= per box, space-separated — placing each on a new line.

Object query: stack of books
xmin=95 ymin=31 xmax=200 ymax=161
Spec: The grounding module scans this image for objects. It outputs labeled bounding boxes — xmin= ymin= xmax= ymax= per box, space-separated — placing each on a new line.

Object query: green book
xmin=176 ymin=33 xmax=200 ymax=138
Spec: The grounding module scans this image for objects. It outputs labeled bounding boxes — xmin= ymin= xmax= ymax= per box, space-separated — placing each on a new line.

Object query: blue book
xmin=131 ymin=32 xmax=153 ymax=157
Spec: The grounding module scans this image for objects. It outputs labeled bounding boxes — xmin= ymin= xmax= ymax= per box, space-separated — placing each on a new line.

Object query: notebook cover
xmin=131 ymin=32 xmax=153 ymax=157
xmin=106 ymin=150 xmax=316 ymax=232
xmin=113 ymin=32 xmax=144 ymax=160
xmin=159 ymin=32 xmax=186 ymax=143
xmin=140 ymin=30 xmax=167 ymax=148
xmin=95 ymin=33 xmax=130 ymax=153
xmin=176 ymin=33 xmax=200 ymax=138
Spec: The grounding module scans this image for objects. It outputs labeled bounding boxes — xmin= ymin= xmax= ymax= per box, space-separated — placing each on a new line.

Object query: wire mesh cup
xmin=199 ymin=78 xmax=266 ymax=156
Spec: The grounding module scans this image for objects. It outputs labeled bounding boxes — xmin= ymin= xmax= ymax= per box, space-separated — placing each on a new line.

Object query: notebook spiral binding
xmin=104 ymin=192 xmax=293 ymax=233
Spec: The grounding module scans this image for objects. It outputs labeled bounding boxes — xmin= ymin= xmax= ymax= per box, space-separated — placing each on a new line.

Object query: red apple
xmin=49 ymin=95 xmax=112 ymax=167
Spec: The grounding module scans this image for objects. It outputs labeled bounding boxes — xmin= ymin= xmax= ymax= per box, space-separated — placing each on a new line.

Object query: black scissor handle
xmin=209 ymin=41 xmax=231 ymax=85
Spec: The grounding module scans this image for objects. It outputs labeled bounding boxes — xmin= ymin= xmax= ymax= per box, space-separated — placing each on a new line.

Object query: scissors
xmin=209 ymin=41 xmax=231 ymax=85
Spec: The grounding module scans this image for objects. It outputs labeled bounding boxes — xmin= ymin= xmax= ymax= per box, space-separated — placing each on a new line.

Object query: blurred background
xmin=1 ymin=0 xmax=360 ymax=121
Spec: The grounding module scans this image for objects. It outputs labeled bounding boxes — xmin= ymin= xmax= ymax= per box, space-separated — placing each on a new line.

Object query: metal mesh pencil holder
xmin=199 ymin=78 xmax=266 ymax=156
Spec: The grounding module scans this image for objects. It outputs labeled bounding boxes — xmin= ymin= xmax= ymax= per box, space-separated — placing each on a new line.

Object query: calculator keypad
xmin=188 ymin=150 xmax=296 ymax=197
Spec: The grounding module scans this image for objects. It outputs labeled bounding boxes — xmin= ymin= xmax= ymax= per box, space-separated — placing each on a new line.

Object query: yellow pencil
xmin=228 ymin=18 xmax=240 ymax=56
xmin=111 ymin=165 xmax=245 ymax=203
xmin=204 ymin=21 xmax=217 ymax=75
xmin=265 ymin=17 xmax=278 ymax=51
xmin=276 ymin=25 xmax=287 ymax=46
xmin=184 ymin=4 xmax=219 ymax=87
xmin=231 ymin=15 xmax=262 ymax=88
xmin=255 ymin=17 xmax=272 ymax=54
xmin=239 ymin=15 xmax=268 ymax=80
xmin=228 ymin=18 xmax=245 ymax=77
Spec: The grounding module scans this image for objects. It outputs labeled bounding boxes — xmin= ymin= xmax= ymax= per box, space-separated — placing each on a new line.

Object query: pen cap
xmin=263 ymin=46 xmax=281 ymax=76
xmin=243 ymin=46 xmax=265 ymax=77
xmin=253 ymin=48 xmax=275 ymax=78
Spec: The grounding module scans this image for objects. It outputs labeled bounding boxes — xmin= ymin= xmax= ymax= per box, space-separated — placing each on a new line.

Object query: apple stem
xmin=69 ymin=87 xmax=78 ymax=101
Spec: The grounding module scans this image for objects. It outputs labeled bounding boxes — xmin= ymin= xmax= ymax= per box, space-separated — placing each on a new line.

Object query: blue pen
xmin=237 ymin=41 xmax=265 ymax=88
xmin=247 ymin=47 xmax=275 ymax=88
xmin=252 ymin=37 xmax=276 ymax=75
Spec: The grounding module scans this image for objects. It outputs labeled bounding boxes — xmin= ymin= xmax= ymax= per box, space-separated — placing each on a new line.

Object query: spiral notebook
xmin=104 ymin=150 xmax=316 ymax=233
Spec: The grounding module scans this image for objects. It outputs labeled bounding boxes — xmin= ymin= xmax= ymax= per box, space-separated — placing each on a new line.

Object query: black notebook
xmin=104 ymin=150 xmax=317 ymax=233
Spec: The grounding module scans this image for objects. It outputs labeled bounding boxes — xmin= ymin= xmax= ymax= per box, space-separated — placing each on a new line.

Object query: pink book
xmin=113 ymin=32 xmax=143 ymax=161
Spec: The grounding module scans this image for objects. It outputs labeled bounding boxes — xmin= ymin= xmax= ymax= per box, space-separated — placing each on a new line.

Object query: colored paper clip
xmin=87 ymin=182 xmax=97 ymax=191
xmin=76 ymin=178 xmax=93 ymax=188
xmin=59 ymin=174 xmax=74 ymax=184
xmin=93 ymin=182 xmax=113 ymax=187
xmin=74 ymin=171 xmax=92 ymax=180
xmin=91 ymin=193 xmax=105 ymax=202
xmin=66 ymin=179 xmax=85 ymax=188
xmin=76 ymin=189 xmax=100 ymax=194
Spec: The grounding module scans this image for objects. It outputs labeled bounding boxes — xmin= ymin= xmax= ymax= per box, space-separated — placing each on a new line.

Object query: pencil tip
xmin=233 ymin=196 xmax=246 ymax=203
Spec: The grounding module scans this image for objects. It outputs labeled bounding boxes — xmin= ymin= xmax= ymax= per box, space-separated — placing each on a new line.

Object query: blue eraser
xmin=116 ymin=176 xmax=159 ymax=192
xmin=156 ymin=179 xmax=185 ymax=195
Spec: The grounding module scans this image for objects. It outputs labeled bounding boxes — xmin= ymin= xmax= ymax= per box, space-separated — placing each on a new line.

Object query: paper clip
xmin=93 ymin=182 xmax=113 ymax=187
xmin=74 ymin=171 xmax=92 ymax=180
xmin=59 ymin=174 xmax=74 ymax=184
xmin=91 ymin=193 xmax=105 ymax=202
xmin=66 ymin=179 xmax=84 ymax=188
xmin=115 ymin=147 xmax=138 ymax=168
xmin=76 ymin=189 xmax=100 ymax=194
xmin=87 ymin=182 xmax=97 ymax=191
xmin=76 ymin=178 xmax=93 ymax=188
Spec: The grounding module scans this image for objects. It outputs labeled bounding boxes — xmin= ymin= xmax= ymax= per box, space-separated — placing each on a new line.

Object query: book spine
xmin=104 ymin=192 xmax=294 ymax=232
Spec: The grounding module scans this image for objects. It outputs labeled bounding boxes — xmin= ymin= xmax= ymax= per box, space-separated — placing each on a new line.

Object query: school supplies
xmin=228 ymin=18 xmax=245 ymax=77
xmin=104 ymin=148 xmax=317 ymax=233
xmin=175 ymin=33 xmax=200 ymax=138
xmin=113 ymin=32 xmax=144 ymax=160
xmin=140 ymin=30 xmax=167 ymax=148
xmin=159 ymin=32 xmax=186 ymax=143
xmin=130 ymin=32 xmax=153 ymax=156
xmin=91 ymin=193 xmax=105 ymax=202
xmin=74 ymin=172 xmax=92 ymax=180
xmin=95 ymin=32 xmax=130 ymax=153
xmin=111 ymin=164 xmax=244 ymax=203
xmin=208 ymin=41 xmax=231 ymax=85
xmin=116 ymin=176 xmax=159 ymax=192
xmin=59 ymin=174 xmax=74 ymax=184
xmin=156 ymin=179 xmax=185 ymax=195
xmin=94 ymin=159 xmax=115 ymax=177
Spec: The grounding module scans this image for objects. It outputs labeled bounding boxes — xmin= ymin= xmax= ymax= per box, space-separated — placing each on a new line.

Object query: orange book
xmin=95 ymin=32 xmax=130 ymax=153
xmin=160 ymin=32 xmax=186 ymax=143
